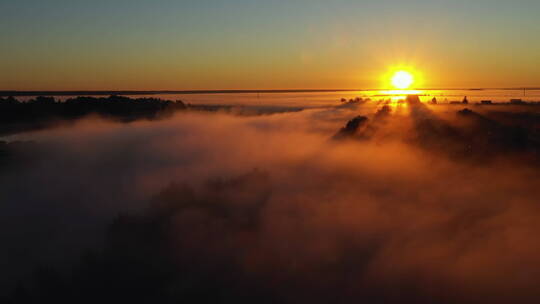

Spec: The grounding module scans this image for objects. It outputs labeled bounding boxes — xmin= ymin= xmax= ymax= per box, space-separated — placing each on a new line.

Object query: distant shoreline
xmin=0 ymin=89 xmax=356 ymax=97
xmin=2 ymin=88 xmax=540 ymax=97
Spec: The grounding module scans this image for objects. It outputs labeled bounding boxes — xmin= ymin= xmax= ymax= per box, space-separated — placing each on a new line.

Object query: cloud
xmin=2 ymin=102 xmax=540 ymax=303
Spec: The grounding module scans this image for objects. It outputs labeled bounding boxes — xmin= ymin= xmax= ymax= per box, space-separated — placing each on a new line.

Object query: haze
xmin=3 ymin=1 xmax=540 ymax=303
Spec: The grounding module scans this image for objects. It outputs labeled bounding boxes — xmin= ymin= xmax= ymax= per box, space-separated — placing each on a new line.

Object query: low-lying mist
xmin=2 ymin=102 xmax=540 ymax=303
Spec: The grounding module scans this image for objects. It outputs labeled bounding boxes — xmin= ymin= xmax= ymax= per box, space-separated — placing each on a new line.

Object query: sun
xmin=391 ymin=71 xmax=414 ymax=89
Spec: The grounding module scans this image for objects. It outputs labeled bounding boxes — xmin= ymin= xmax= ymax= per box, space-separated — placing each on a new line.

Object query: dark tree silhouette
xmin=0 ymin=95 xmax=187 ymax=136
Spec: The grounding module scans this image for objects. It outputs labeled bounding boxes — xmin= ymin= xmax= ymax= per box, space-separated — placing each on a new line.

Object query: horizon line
xmin=1 ymin=87 xmax=540 ymax=97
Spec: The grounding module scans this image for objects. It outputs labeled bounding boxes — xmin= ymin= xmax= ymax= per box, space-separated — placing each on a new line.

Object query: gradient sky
xmin=1 ymin=0 xmax=539 ymax=90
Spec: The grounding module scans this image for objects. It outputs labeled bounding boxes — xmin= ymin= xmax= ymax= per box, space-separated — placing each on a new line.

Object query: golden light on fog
xmin=391 ymin=71 xmax=414 ymax=89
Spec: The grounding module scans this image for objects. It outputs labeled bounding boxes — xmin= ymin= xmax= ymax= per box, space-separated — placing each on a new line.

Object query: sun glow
xmin=379 ymin=68 xmax=423 ymax=104
xmin=391 ymin=71 xmax=414 ymax=89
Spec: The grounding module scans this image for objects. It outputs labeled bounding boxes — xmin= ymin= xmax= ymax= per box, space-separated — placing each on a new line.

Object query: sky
xmin=1 ymin=0 xmax=539 ymax=90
